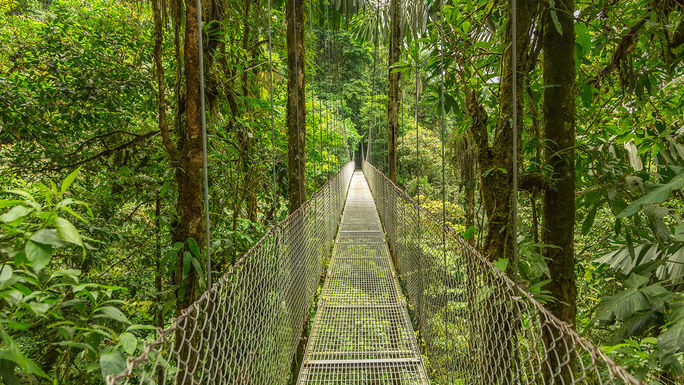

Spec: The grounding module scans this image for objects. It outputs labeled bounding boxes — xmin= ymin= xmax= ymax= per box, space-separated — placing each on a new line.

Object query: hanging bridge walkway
xmin=109 ymin=163 xmax=641 ymax=385
xmin=297 ymin=170 xmax=428 ymax=384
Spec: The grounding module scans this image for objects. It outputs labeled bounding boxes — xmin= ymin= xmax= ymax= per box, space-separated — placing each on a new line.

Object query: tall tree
xmin=175 ymin=0 xmax=204 ymax=312
xmin=286 ymin=1 xmax=308 ymax=382
xmin=287 ymin=0 xmax=306 ymax=212
xmin=387 ymin=0 xmax=402 ymax=181
xmin=541 ymin=0 xmax=576 ymax=380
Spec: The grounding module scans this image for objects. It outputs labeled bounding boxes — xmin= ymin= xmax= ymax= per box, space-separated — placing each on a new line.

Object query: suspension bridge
xmin=104 ymin=0 xmax=644 ymax=382
xmin=106 ymin=162 xmax=640 ymax=385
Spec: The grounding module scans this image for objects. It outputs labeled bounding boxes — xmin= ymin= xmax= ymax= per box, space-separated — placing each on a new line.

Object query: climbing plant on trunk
xmin=541 ymin=0 xmax=577 ymax=381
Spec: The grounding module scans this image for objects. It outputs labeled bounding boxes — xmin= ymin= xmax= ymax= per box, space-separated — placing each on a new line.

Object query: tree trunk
xmin=286 ymin=1 xmax=308 ymax=383
xmin=287 ymin=0 xmax=306 ymax=213
xmin=173 ymin=1 xmax=205 ymax=383
xmin=387 ymin=0 xmax=402 ymax=182
xmin=175 ymin=0 xmax=204 ymax=312
xmin=541 ymin=0 xmax=576 ymax=382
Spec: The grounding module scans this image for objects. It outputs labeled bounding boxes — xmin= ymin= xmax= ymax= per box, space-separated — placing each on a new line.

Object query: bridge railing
xmin=107 ymin=162 xmax=355 ymax=385
xmin=362 ymin=161 xmax=641 ymax=385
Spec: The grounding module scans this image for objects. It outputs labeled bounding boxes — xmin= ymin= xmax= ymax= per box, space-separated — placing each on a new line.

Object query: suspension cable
xmin=323 ymin=0 xmax=329 ymax=177
xmin=414 ymin=1 xmax=420 ymax=207
xmin=338 ymin=37 xmax=350 ymax=163
xmin=328 ymin=0 xmax=335 ymax=175
xmin=310 ymin=0 xmax=316 ymax=185
xmin=368 ymin=5 xmax=379 ymax=164
xmin=438 ymin=0 xmax=449 ymax=379
xmin=196 ymin=0 xmax=211 ymax=288
xmin=330 ymin=21 xmax=336 ymax=177
xmin=267 ymin=0 xmax=276 ymax=220
xmin=512 ymin=0 xmax=519 ymax=282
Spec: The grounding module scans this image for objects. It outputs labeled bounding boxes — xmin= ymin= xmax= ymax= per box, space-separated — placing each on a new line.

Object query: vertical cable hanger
xmin=196 ymin=0 xmax=211 ymax=288
xmin=323 ymin=0 xmax=329 ymax=177
xmin=337 ymin=33 xmax=350 ymax=163
xmin=291 ymin=0 xmax=303 ymax=200
xmin=332 ymin=24 xmax=338 ymax=173
xmin=267 ymin=0 xmax=277 ymax=219
xmin=437 ymin=0 xmax=450 ymax=379
xmin=325 ymin=1 xmax=331 ymax=176
xmin=310 ymin=0 xmax=317 ymax=185
xmin=414 ymin=0 xmax=420 ymax=208
xmin=512 ymin=0 xmax=519 ymax=283
xmin=368 ymin=5 xmax=379 ymax=165
xmin=330 ymin=15 xmax=337 ymax=177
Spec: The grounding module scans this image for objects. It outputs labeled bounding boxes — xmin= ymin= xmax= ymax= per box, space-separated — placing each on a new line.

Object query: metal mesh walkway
xmin=297 ymin=171 xmax=429 ymax=385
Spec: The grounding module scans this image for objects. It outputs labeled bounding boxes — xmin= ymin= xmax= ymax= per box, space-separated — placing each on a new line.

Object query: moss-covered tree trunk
xmin=287 ymin=0 xmax=306 ymax=213
xmin=286 ymin=1 xmax=308 ymax=383
xmin=387 ymin=0 xmax=402 ymax=182
xmin=169 ymin=0 xmax=205 ymax=383
xmin=541 ymin=0 xmax=577 ymax=381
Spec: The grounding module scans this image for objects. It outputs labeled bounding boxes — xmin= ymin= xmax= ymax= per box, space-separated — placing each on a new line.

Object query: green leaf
xmin=29 ymin=229 xmax=63 ymax=246
xmin=675 ymin=223 xmax=684 ymax=242
xmin=61 ymin=166 xmax=81 ymax=194
xmin=50 ymin=269 xmax=81 ymax=282
xmin=187 ymin=237 xmax=201 ymax=257
xmin=549 ymin=0 xmax=563 ymax=35
xmin=99 ymin=350 xmax=126 ymax=381
xmin=0 ymin=200 xmax=24 ymax=209
xmin=623 ymin=140 xmax=643 ymax=171
xmin=0 ymin=265 xmax=12 ymax=289
xmin=618 ymin=173 xmax=684 ymax=218
xmin=182 ymin=251 xmax=192 ymax=279
xmin=0 ymin=324 xmax=50 ymax=379
xmin=118 ymin=332 xmax=137 ymax=355
xmin=125 ymin=324 xmax=157 ymax=332
xmin=625 ymin=274 xmax=649 ymax=289
xmin=94 ymin=306 xmax=128 ymax=323
xmin=191 ymin=257 xmax=205 ymax=288
xmin=53 ymin=341 xmax=96 ymax=353
xmin=581 ymin=204 xmax=599 ymax=235
xmin=28 ymin=302 xmax=51 ymax=315
xmin=0 ymin=359 xmax=21 ymax=385
xmin=2 ymin=189 xmax=36 ymax=202
xmin=659 ymin=322 xmax=684 ymax=354
xmin=7 ymin=321 xmax=29 ymax=331
xmin=54 ymin=217 xmax=84 ymax=248
xmin=24 ymin=240 xmax=52 ymax=273
xmin=0 ymin=205 xmax=33 ymax=223
xmin=493 ymin=258 xmax=509 ymax=273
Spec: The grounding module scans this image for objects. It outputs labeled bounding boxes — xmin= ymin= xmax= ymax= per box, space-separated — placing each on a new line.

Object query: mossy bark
xmin=286 ymin=1 xmax=307 ymax=383
xmin=287 ymin=0 xmax=307 ymax=213
xmin=541 ymin=0 xmax=577 ymax=382
xmin=173 ymin=0 xmax=205 ymax=383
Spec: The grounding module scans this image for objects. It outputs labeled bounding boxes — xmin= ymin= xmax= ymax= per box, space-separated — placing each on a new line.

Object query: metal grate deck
xmin=297 ymin=171 xmax=428 ymax=384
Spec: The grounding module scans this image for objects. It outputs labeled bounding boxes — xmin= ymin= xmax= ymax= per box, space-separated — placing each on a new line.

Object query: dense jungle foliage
xmin=0 ymin=0 xmax=683 ymax=383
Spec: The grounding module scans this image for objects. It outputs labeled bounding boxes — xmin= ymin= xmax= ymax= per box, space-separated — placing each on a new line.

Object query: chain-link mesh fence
xmin=362 ymin=161 xmax=641 ymax=385
xmin=107 ymin=162 xmax=354 ymax=385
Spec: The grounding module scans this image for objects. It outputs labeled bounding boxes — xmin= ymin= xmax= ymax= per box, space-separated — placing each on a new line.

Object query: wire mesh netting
xmin=106 ymin=162 xmax=354 ymax=385
xmin=362 ymin=161 xmax=642 ymax=385
xmin=108 ymin=161 xmax=644 ymax=385
xmin=297 ymin=171 xmax=429 ymax=385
